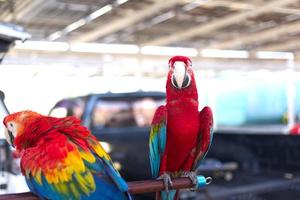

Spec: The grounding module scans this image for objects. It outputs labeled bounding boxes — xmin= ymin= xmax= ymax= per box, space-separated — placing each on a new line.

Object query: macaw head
xmin=168 ymin=56 xmax=193 ymax=89
xmin=3 ymin=110 xmax=41 ymax=149
xmin=166 ymin=56 xmax=198 ymax=100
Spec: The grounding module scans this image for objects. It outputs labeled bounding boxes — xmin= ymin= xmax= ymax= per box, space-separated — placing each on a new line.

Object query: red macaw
xmin=3 ymin=111 xmax=131 ymax=200
xmin=149 ymin=56 xmax=213 ymax=200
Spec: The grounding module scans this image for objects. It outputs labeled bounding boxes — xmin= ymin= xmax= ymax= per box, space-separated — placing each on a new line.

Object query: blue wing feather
xmin=81 ymin=174 xmax=129 ymax=200
xmin=149 ymin=106 xmax=167 ymax=178
xmin=158 ymin=125 xmax=167 ymax=153
xmin=161 ymin=190 xmax=176 ymax=200
xmin=26 ymin=176 xmax=66 ymax=200
xmin=101 ymin=157 xmax=129 ymax=192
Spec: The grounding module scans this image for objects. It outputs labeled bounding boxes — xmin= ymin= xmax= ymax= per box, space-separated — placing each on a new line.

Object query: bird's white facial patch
xmin=4 ymin=128 xmax=12 ymax=146
xmin=6 ymin=122 xmax=17 ymax=137
xmin=4 ymin=122 xmax=17 ymax=147
xmin=173 ymin=61 xmax=186 ymax=89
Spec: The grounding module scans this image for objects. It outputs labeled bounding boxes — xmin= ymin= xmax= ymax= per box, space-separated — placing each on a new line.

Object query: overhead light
xmin=15 ymin=40 xmax=69 ymax=51
xmin=64 ymin=19 xmax=86 ymax=33
xmin=150 ymin=11 xmax=175 ymax=25
xmin=183 ymin=0 xmax=209 ymax=11
xmin=141 ymin=46 xmax=198 ymax=57
xmin=70 ymin=43 xmax=139 ymax=54
xmin=87 ymin=5 xmax=113 ymax=21
xmin=201 ymin=49 xmax=249 ymax=58
xmin=47 ymin=31 xmax=63 ymax=41
xmin=255 ymin=51 xmax=294 ymax=60
xmin=116 ymin=0 xmax=129 ymax=5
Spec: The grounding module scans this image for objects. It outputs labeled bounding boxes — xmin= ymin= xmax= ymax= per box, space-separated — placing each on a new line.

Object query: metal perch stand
xmin=0 ymin=175 xmax=211 ymax=199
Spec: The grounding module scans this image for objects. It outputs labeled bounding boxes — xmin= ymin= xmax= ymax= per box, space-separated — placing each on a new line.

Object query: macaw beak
xmin=171 ymin=61 xmax=191 ymax=89
xmin=4 ymin=128 xmax=15 ymax=148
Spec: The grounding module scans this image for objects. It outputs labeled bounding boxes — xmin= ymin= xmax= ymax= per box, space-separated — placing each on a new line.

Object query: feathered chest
xmin=166 ymin=99 xmax=199 ymax=136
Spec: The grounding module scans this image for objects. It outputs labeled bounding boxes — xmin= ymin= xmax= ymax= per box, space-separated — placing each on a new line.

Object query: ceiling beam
xmin=143 ymin=0 xmax=298 ymax=46
xmin=73 ymin=0 xmax=179 ymax=42
xmin=0 ymin=0 xmax=31 ymax=21
xmin=14 ymin=0 xmax=54 ymax=22
xmin=257 ymin=39 xmax=300 ymax=52
xmin=274 ymin=7 xmax=300 ymax=15
xmin=0 ymin=0 xmax=54 ymax=23
xmin=208 ymin=20 xmax=300 ymax=49
xmin=294 ymin=52 xmax=300 ymax=60
xmin=200 ymin=0 xmax=300 ymax=15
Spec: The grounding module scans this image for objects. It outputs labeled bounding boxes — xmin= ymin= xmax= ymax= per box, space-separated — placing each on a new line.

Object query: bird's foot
xmin=157 ymin=172 xmax=173 ymax=192
xmin=181 ymin=171 xmax=198 ymax=191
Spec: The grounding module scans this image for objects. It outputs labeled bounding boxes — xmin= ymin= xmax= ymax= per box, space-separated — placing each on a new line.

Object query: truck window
xmin=92 ymin=101 xmax=134 ymax=128
xmin=92 ymin=98 xmax=164 ymax=128
xmin=49 ymin=98 xmax=85 ymax=119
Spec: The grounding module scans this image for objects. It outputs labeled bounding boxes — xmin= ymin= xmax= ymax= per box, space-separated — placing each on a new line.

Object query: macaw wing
xmin=46 ymin=115 xmax=128 ymax=193
xmin=22 ymin=134 xmax=97 ymax=200
xmin=54 ymin=116 xmax=129 ymax=194
xmin=23 ymin=116 xmax=129 ymax=200
xmin=149 ymin=105 xmax=167 ymax=178
xmin=192 ymin=106 xmax=214 ymax=170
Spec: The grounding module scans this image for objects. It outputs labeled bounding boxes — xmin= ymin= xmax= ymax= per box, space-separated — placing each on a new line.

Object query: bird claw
xmin=182 ymin=171 xmax=198 ymax=191
xmin=157 ymin=172 xmax=173 ymax=193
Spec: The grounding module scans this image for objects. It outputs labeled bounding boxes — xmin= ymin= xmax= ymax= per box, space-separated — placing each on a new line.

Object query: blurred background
xmin=0 ymin=0 xmax=300 ymax=199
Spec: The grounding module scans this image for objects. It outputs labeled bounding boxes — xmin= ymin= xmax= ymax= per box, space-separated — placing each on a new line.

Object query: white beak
xmin=173 ymin=61 xmax=186 ymax=89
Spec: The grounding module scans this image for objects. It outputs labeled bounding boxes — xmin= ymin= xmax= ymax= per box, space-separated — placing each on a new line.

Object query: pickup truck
xmin=50 ymin=91 xmax=300 ymax=200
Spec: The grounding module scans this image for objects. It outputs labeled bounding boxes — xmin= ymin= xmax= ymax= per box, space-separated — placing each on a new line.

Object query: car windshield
xmin=92 ymin=97 xmax=165 ymax=128
xmin=0 ymin=100 xmax=8 ymax=139
xmin=49 ymin=98 xmax=85 ymax=119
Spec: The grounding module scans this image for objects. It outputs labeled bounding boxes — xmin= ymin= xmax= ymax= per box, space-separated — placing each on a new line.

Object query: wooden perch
xmin=0 ymin=176 xmax=211 ymax=199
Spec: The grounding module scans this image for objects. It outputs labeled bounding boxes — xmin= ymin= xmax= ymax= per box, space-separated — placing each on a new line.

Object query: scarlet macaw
xmin=3 ymin=111 xmax=131 ymax=200
xmin=149 ymin=56 xmax=213 ymax=200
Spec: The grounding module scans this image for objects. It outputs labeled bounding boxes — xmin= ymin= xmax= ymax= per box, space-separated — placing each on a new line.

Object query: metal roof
xmin=1 ymin=0 xmax=300 ymax=54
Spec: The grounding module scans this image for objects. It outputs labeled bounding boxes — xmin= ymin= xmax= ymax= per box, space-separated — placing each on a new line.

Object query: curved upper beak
xmin=4 ymin=128 xmax=15 ymax=148
xmin=171 ymin=61 xmax=190 ymax=89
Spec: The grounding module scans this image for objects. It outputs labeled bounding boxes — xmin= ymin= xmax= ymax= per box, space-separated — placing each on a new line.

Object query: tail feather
xmin=126 ymin=192 xmax=132 ymax=200
xmin=156 ymin=190 xmax=178 ymax=200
